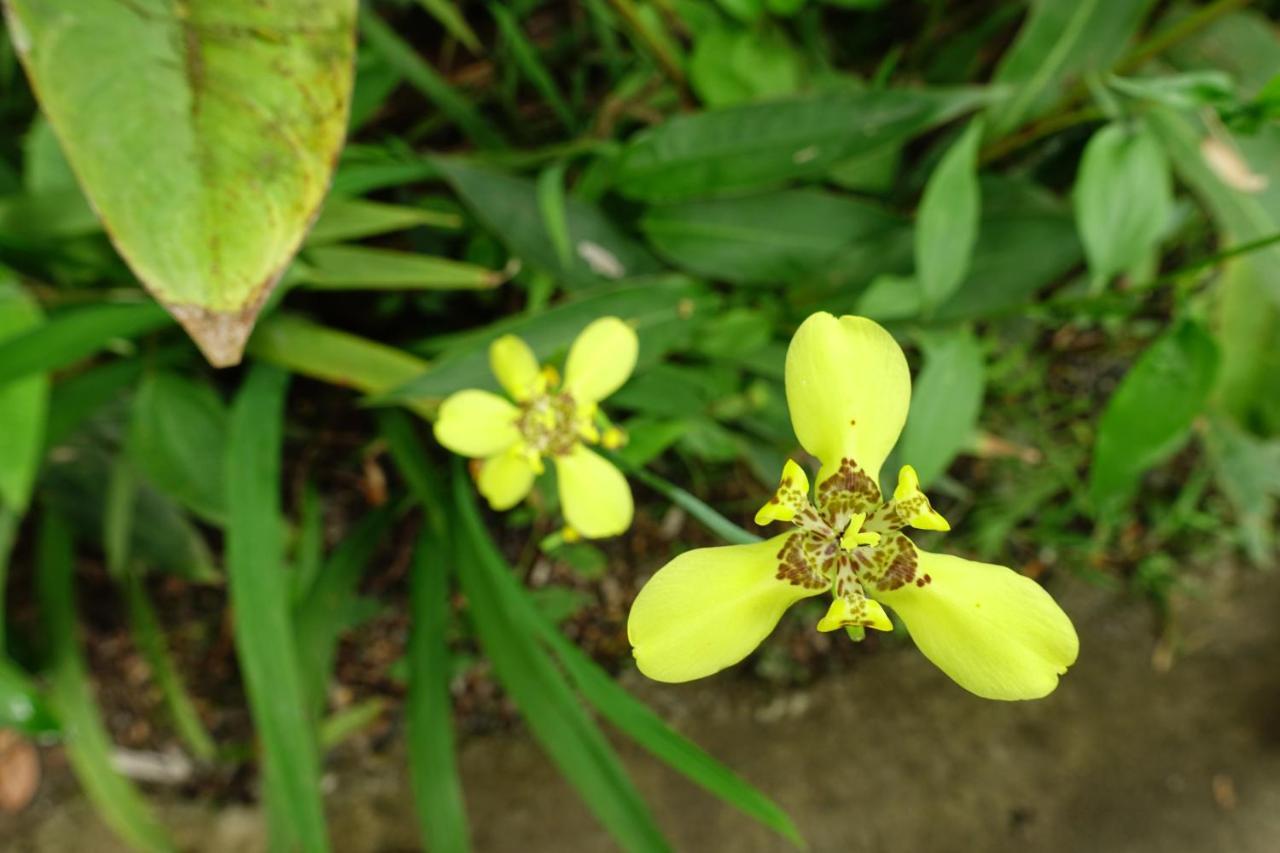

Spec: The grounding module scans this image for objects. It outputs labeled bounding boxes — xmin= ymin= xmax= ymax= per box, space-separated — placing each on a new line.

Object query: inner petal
xmin=815 ymin=456 xmax=881 ymax=532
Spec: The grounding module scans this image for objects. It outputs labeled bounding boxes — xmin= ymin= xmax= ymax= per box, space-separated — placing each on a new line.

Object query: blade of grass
xmin=226 ymin=366 xmax=329 ymax=853
xmin=379 ymin=416 xmax=670 ymax=852
xmin=0 ymin=301 xmax=170 ymax=387
xmin=406 ymin=528 xmax=471 ymax=853
xmin=619 ymin=461 xmax=761 ymax=545
xmin=490 ymin=4 xmax=576 ymax=132
xmin=124 ymin=572 xmax=217 ymax=762
xmin=536 ymin=160 xmax=572 ymax=268
xmin=293 ymin=507 xmax=395 ymax=716
xmin=416 ymin=0 xmax=483 ymax=54
xmin=290 ymin=483 xmax=325 ymax=605
xmin=319 ymin=698 xmax=389 ymax=750
xmin=37 ymin=512 xmax=174 ymax=852
xmin=359 ymin=8 xmax=504 ymax=150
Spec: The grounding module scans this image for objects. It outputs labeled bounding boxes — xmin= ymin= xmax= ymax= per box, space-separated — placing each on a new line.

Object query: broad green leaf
xmin=0 ymin=280 xmax=48 ymax=512
xmin=915 ymin=119 xmax=984 ymax=311
xmin=1089 ymin=320 xmax=1219 ymax=513
xmin=614 ymin=87 xmax=991 ymax=202
xmin=1205 ymin=417 xmax=1280 ymax=566
xmin=1214 ymin=260 xmax=1280 ymax=435
xmin=985 ymin=0 xmax=1155 ymax=137
xmin=1073 ymin=121 xmax=1172 ymax=285
xmin=889 ymin=328 xmax=986 ymax=488
xmin=294 ymin=244 xmax=503 ymax=291
xmin=689 ymin=26 xmax=803 ymax=108
xmin=5 ymin=1 xmax=358 ymax=366
xmin=640 ymin=189 xmax=899 ymax=285
xmin=405 ymin=527 xmax=471 ymax=853
xmin=129 ymin=372 xmax=229 ymax=525
xmin=0 ymin=300 xmax=169 ymax=393
xmin=379 ymin=277 xmax=714 ymax=404
xmin=1147 ymin=108 xmax=1280 ymax=308
xmin=307 ymin=197 xmax=461 ymax=245
xmin=436 ymin=157 xmax=663 ymax=288
xmin=226 ymin=366 xmax=329 ymax=852
xmin=0 ymin=656 xmax=58 ymax=736
xmin=37 ymin=513 xmax=175 ymax=852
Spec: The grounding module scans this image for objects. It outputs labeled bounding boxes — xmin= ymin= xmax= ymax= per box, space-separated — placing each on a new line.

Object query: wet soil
xmin=5 ymin=561 xmax=1280 ymax=853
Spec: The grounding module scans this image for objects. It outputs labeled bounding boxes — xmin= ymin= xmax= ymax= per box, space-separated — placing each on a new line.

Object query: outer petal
xmin=785 ymin=312 xmax=910 ymax=484
xmin=478 ymin=450 xmax=537 ymax=510
xmin=490 ymin=334 xmax=542 ymax=401
xmin=563 ymin=317 xmax=638 ymax=405
xmin=554 ymin=445 xmax=633 ymax=538
xmin=872 ymin=550 xmax=1079 ymax=701
xmin=628 ymin=533 xmax=825 ymax=683
xmin=433 ymin=389 xmax=520 ymax=458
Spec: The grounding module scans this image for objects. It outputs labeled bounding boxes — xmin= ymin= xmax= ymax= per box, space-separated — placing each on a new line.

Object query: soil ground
xmin=5 ymin=562 xmax=1280 ymax=853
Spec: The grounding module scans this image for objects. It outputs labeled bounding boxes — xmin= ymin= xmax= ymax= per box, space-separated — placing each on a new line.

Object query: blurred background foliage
xmin=1 ymin=1 xmax=1279 ymax=851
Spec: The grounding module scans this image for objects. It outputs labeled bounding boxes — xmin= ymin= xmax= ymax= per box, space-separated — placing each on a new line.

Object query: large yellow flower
xmin=627 ymin=312 xmax=1079 ymax=700
xmin=434 ymin=317 xmax=637 ymax=539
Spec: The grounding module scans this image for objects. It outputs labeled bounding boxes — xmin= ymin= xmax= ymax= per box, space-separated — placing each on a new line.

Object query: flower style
xmin=627 ymin=313 xmax=1078 ymax=700
xmin=434 ymin=317 xmax=637 ymax=539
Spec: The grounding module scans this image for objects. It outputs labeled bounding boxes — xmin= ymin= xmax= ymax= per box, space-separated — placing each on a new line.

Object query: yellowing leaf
xmin=4 ymin=1 xmax=357 ymax=366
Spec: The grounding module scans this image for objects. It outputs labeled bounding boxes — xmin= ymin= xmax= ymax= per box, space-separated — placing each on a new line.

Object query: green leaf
xmin=640 ymin=189 xmax=900 ymax=285
xmin=129 ymin=372 xmax=229 ymax=525
xmin=226 ymin=366 xmax=329 ymax=852
xmin=248 ymin=314 xmax=435 ymax=419
xmin=405 ymin=528 xmax=471 ymax=853
xmin=1108 ymin=70 xmax=1234 ymax=110
xmin=0 ymin=300 xmax=170 ymax=390
xmin=1205 ymin=417 xmax=1280 ymax=566
xmin=1089 ymin=320 xmax=1219 ymax=514
xmin=7 ymin=1 xmax=357 ymax=366
xmin=619 ymin=462 xmax=761 ymax=546
xmin=436 ymin=157 xmax=663 ymax=288
xmin=359 ymin=7 xmax=502 ymax=150
xmin=0 ymin=280 xmax=48 ymax=512
xmin=307 ymin=197 xmax=461 ymax=245
xmin=124 ymin=572 xmax=217 ymax=761
xmin=0 ymin=656 xmax=58 ymax=736
xmin=1214 ymin=259 xmax=1280 ymax=434
xmin=294 ymin=244 xmax=503 ymax=291
xmin=416 ymin=0 xmax=482 ymax=54
xmin=1073 ymin=121 xmax=1172 ymax=285
xmin=293 ymin=508 xmax=395 ymax=716
xmin=614 ymin=87 xmax=990 ymax=202
xmin=689 ymin=26 xmax=803 ymax=108
xmin=889 ymin=328 xmax=986 ymax=489
xmin=915 ymin=119 xmax=984 ymax=311
xmin=382 ymin=422 xmax=670 ymax=852
xmin=985 ymin=0 xmax=1155 ymax=136
xmin=536 ymin=161 xmax=573 ymax=268
xmin=37 ymin=513 xmax=175 ymax=852
xmin=378 ymin=277 xmax=713 ymax=404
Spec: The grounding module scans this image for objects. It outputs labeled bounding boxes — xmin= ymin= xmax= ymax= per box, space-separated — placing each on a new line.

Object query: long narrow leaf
xmin=37 ymin=513 xmax=174 ymax=852
xmin=226 ymin=366 xmax=329 ymax=852
xmin=407 ymin=528 xmax=471 ymax=853
xmin=0 ymin=300 xmax=169 ymax=388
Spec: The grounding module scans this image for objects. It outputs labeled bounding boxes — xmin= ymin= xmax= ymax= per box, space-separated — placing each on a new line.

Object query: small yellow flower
xmin=434 ymin=317 xmax=637 ymax=539
xmin=627 ymin=312 xmax=1079 ymax=700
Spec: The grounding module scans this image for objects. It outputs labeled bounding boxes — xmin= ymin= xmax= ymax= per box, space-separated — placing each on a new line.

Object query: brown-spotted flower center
xmin=756 ymin=457 xmax=950 ymax=636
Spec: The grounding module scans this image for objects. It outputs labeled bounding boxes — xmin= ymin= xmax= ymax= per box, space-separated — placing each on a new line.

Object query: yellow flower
xmin=433 ymin=317 xmax=637 ymax=539
xmin=627 ymin=313 xmax=1079 ymax=700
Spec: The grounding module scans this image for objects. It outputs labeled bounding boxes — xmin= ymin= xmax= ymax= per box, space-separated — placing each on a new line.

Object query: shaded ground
xmin=6 ymin=562 xmax=1280 ymax=852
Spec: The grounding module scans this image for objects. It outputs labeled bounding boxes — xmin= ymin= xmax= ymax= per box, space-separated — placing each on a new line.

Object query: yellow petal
xmin=553 ymin=444 xmax=633 ymax=538
xmin=872 ymin=549 xmax=1079 ymax=701
xmin=816 ymin=593 xmax=892 ymax=633
xmin=628 ymin=533 xmax=826 ymax=683
xmin=433 ymin=389 xmax=520 ymax=458
xmin=477 ymin=450 xmax=537 ymax=510
xmin=785 ymin=312 xmax=910 ymax=484
xmin=489 ymin=334 xmax=542 ymax=401
xmin=563 ymin=317 xmax=638 ymax=405
xmin=753 ymin=458 xmax=810 ymax=526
